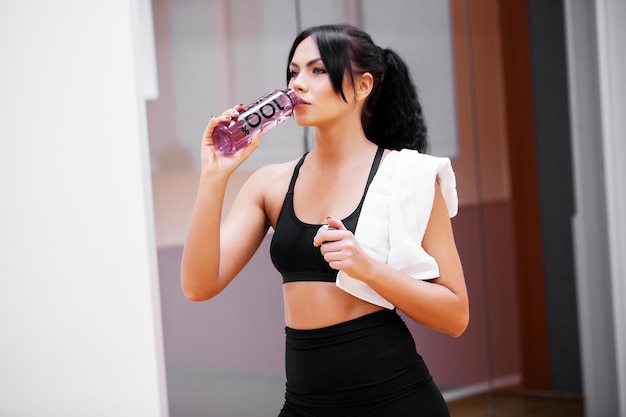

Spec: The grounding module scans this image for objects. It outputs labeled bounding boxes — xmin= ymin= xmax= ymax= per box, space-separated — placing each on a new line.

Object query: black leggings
xmin=278 ymin=309 xmax=450 ymax=417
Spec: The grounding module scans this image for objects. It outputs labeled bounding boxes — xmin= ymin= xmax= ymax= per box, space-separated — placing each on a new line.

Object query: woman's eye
xmin=289 ymin=70 xmax=298 ymax=78
xmin=313 ymin=67 xmax=327 ymax=74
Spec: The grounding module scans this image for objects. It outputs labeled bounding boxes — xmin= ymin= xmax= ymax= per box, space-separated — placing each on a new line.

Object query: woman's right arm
xmin=180 ymin=108 xmax=268 ymax=301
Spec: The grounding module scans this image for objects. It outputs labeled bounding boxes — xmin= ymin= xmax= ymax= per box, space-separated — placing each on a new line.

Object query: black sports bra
xmin=270 ymin=147 xmax=384 ymax=283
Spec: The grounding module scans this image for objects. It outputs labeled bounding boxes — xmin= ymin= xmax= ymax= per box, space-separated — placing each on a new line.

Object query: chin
xmin=293 ymin=116 xmax=315 ymax=127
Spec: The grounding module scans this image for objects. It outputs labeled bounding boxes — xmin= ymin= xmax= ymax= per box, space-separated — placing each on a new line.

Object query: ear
xmin=355 ymin=72 xmax=374 ymax=102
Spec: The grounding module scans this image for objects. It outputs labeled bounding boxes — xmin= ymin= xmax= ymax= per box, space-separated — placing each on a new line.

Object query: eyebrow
xmin=289 ymin=58 xmax=323 ymax=69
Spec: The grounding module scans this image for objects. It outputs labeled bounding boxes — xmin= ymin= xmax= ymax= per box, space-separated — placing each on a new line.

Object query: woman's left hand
xmin=313 ymin=217 xmax=375 ymax=280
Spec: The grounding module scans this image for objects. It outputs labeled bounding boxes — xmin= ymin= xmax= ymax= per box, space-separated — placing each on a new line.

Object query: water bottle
xmin=213 ymin=88 xmax=300 ymax=155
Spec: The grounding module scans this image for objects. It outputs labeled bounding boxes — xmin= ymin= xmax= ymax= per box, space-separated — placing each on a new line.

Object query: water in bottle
xmin=213 ymin=88 xmax=300 ymax=155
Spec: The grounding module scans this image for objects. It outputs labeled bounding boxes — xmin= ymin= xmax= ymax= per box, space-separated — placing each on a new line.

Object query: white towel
xmin=336 ymin=149 xmax=458 ymax=309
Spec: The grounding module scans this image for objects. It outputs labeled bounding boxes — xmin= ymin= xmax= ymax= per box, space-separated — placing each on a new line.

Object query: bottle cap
xmin=316 ymin=224 xmax=335 ymax=236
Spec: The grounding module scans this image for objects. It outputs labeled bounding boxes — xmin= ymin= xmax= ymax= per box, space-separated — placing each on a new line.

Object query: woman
xmin=181 ymin=24 xmax=469 ymax=417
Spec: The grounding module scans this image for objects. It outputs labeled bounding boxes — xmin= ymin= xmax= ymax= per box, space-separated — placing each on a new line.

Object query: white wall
xmin=0 ymin=1 xmax=167 ymax=416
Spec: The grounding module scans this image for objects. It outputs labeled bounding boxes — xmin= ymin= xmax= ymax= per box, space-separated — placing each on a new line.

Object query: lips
xmin=296 ymin=97 xmax=311 ymax=105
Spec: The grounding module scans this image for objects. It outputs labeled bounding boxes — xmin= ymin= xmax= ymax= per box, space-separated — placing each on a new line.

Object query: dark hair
xmin=286 ymin=24 xmax=428 ymax=153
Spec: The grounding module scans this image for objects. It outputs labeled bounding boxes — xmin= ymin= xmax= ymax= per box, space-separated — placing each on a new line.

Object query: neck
xmin=310 ymin=117 xmax=376 ymax=164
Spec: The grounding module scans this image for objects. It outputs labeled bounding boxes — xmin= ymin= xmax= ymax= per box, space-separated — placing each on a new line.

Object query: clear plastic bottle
xmin=212 ymin=88 xmax=300 ymax=155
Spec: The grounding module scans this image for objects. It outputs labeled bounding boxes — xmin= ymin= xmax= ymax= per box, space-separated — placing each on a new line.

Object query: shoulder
xmin=241 ymin=156 xmax=302 ymax=218
xmin=246 ymin=156 xmax=300 ymax=188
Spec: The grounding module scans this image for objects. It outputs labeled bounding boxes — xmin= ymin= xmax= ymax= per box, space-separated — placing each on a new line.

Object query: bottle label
xmin=242 ymin=95 xmax=287 ymax=131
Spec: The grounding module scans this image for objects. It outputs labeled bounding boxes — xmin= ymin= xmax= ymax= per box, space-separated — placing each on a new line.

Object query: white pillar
xmin=566 ymin=0 xmax=626 ymax=416
xmin=595 ymin=0 xmax=626 ymax=415
xmin=0 ymin=1 xmax=167 ymax=416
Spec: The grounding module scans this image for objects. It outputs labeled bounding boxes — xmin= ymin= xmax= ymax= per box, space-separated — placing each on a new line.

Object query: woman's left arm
xmin=318 ymin=182 xmax=469 ymax=337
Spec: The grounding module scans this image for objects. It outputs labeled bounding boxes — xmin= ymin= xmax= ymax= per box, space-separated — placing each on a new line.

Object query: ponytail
xmin=365 ymin=48 xmax=428 ymax=153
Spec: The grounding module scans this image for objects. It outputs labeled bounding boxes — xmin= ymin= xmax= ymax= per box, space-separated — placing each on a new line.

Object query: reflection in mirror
xmin=147 ymin=1 xmax=487 ymax=416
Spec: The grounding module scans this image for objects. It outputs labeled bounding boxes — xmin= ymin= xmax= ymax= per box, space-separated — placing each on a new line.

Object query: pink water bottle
xmin=213 ymin=88 xmax=300 ymax=155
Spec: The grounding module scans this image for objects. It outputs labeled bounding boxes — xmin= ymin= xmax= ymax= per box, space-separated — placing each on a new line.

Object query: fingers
xmin=317 ymin=233 xmax=357 ymax=272
xmin=218 ymin=107 xmax=240 ymax=123
xmin=312 ymin=217 xmax=346 ymax=247
xmin=326 ymin=217 xmax=346 ymax=230
xmin=202 ymin=116 xmax=218 ymax=146
xmin=211 ymin=107 xmax=240 ymax=133
xmin=314 ymin=219 xmax=363 ymax=273
xmin=202 ymin=105 xmax=243 ymax=146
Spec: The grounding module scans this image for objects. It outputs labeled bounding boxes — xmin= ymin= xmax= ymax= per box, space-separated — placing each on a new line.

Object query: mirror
xmin=147 ymin=1 xmax=497 ymax=416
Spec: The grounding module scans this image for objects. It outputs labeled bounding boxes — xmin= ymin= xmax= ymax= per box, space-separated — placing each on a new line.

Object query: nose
xmin=290 ymin=73 xmax=307 ymax=93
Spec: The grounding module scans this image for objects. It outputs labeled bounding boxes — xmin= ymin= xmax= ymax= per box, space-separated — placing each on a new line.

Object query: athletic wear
xmin=278 ymin=309 xmax=450 ymax=417
xmin=271 ymin=148 xmax=451 ymax=416
xmin=270 ymin=147 xmax=384 ymax=284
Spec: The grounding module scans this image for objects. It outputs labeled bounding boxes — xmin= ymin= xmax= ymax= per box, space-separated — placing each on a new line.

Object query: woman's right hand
xmin=200 ymin=104 xmax=264 ymax=176
xmin=183 ymin=104 xmax=265 ymax=301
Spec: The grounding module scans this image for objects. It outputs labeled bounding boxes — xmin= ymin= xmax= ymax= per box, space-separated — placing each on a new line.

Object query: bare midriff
xmin=282 ymin=281 xmax=384 ymax=330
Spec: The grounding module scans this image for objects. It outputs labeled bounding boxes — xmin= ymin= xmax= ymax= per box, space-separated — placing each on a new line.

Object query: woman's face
xmin=288 ymin=36 xmax=357 ymax=128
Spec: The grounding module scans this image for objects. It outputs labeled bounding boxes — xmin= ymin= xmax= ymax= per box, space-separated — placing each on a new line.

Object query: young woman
xmin=181 ymin=24 xmax=469 ymax=417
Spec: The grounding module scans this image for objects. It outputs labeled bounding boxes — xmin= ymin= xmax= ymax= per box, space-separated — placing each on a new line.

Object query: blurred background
xmin=1 ymin=1 xmax=625 ymax=416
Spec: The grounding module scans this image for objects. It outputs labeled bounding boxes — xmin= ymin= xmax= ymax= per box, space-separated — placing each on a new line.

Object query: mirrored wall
xmin=147 ymin=1 xmax=526 ymax=416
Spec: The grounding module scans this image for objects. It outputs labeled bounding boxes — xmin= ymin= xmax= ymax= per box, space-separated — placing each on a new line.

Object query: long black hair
xmin=286 ymin=24 xmax=428 ymax=153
